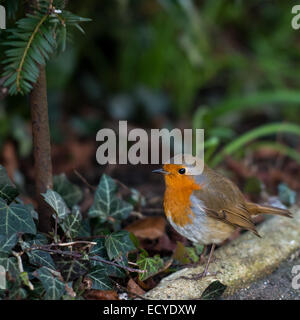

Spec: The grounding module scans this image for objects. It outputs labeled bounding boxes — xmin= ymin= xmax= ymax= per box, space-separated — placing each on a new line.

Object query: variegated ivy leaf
xmin=53 ymin=174 xmax=83 ymax=208
xmin=35 ymin=267 xmax=65 ymax=300
xmin=56 ymin=258 xmax=89 ymax=282
xmin=105 ymin=230 xmax=135 ymax=260
xmin=60 ymin=205 xmax=82 ymax=239
xmin=41 ymin=189 xmax=70 ymax=220
xmin=0 ymin=233 xmax=18 ymax=254
xmin=136 ymin=251 xmax=164 ymax=281
xmin=0 ymin=199 xmax=36 ymax=237
xmin=88 ymin=174 xmax=133 ymax=222
xmin=87 ymin=266 xmax=112 ymax=290
xmin=0 ymin=253 xmax=19 ymax=278
xmin=26 ymin=249 xmax=56 ymax=270
xmin=0 ymin=165 xmax=19 ymax=203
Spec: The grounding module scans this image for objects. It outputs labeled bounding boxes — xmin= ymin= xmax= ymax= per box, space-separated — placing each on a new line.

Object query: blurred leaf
xmin=0 ymin=165 xmax=19 ymax=203
xmin=53 ymin=174 xmax=83 ymax=208
xmin=0 ymin=199 xmax=36 ymax=237
xmin=211 ymin=123 xmax=300 ymax=167
xmin=173 ymin=241 xmax=199 ymax=265
xmin=244 ymin=177 xmax=262 ymax=196
xmin=278 ymin=183 xmax=296 ymax=206
xmin=125 ymin=216 xmax=166 ymax=240
xmin=41 ymin=189 xmax=70 ymax=220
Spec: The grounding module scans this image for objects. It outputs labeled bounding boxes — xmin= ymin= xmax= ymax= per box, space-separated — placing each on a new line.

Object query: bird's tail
xmin=246 ymin=202 xmax=293 ymax=218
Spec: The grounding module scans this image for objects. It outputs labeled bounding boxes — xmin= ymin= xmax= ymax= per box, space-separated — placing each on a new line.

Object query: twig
xmin=12 ymin=251 xmax=34 ymax=291
xmin=48 ymin=241 xmax=97 ymax=247
xmin=29 ymin=245 xmax=144 ymax=274
xmin=73 ymin=169 xmax=96 ymax=191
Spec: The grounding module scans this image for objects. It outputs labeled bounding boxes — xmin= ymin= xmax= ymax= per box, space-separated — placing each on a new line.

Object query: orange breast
xmin=163 ymin=176 xmax=201 ymax=227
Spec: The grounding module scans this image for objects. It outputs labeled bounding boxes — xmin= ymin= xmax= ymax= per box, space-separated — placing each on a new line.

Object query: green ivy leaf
xmin=0 ymin=253 xmax=19 ymax=278
xmin=0 ymin=165 xmax=19 ymax=203
xmin=60 ymin=206 xmax=82 ymax=239
xmin=53 ymin=174 xmax=83 ymax=208
xmin=77 ymin=219 xmax=91 ymax=237
xmin=0 ymin=199 xmax=36 ymax=237
xmin=26 ymin=249 xmax=56 ymax=269
xmin=0 ymin=234 xmax=18 ymax=254
xmin=35 ymin=267 xmax=66 ymax=300
xmin=56 ymin=258 xmax=89 ymax=282
xmin=88 ymin=174 xmax=133 ymax=222
xmin=90 ymin=240 xmax=126 ymax=278
xmin=41 ymin=189 xmax=70 ymax=220
xmin=137 ymin=251 xmax=164 ymax=281
xmin=105 ymin=230 xmax=135 ymax=260
xmin=87 ymin=266 xmax=112 ymax=290
xmin=200 ymin=280 xmax=227 ymax=300
xmin=90 ymin=238 xmax=106 ymax=257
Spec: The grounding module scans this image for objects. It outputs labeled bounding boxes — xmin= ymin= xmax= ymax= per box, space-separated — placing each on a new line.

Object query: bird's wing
xmin=193 ymin=168 xmax=260 ymax=236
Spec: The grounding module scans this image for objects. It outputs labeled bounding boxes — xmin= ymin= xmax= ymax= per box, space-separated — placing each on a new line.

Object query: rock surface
xmin=145 ymin=205 xmax=300 ymax=300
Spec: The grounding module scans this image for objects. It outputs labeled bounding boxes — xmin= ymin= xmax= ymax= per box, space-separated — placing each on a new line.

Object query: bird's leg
xmin=180 ymin=244 xmax=217 ymax=280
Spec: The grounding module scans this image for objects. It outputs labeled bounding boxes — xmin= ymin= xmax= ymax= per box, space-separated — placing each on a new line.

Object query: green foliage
xmin=1 ymin=0 xmax=90 ymax=95
xmin=0 ymin=165 xmax=157 ymax=300
xmin=88 ymin=174 xmax=133 ymax=224
xmin=53 ymin=174 xmax=83 ymax=208
xmin=137 ymin=250 xmax=164 ymax=281
xmin=0 ymin=165 xmax=19 ymax=203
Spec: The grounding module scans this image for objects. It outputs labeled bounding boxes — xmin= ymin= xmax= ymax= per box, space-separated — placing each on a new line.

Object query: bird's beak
xmin=152 ymin=168 xmax=169 ymax=175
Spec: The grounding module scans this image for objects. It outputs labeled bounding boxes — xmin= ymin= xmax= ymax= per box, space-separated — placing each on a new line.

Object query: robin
xmin=153 ymin=155 xmax=292 ymax=279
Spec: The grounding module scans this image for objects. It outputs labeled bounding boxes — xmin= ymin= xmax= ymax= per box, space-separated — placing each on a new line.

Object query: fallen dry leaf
xmin=127 ymin=278 xmax=145 ymax=297
xmin=125 ymin=216 xmax=166 ymax=240
xmin=85 ymin=290 xmax=119 ymax=300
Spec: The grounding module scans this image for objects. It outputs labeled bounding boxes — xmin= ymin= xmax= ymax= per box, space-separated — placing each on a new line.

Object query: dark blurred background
xmin=1 ymin=0 xmax=300 ymax=202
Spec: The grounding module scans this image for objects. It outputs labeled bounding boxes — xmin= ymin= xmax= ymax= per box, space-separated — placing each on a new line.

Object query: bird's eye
xmin=178 ymin=168 xmax=186 ymax=174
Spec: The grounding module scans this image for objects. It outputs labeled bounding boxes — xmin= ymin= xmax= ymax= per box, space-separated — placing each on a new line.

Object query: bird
xmin=153 ymin=154 xmax=292 ymax=279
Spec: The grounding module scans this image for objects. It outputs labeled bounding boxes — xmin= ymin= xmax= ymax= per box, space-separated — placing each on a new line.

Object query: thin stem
xmin=29 ymin=245 xmax=144 ymax=274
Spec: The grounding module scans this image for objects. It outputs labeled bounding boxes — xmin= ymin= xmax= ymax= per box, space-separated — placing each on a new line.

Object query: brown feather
xmin=245 ymin=202 xmax=293 ymax=218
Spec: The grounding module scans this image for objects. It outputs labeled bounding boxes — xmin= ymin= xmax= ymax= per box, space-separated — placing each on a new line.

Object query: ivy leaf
xmin=88 ymin=174 xmax=133 ymax=222
xmin=60 ymin=206 xmax=82 ymax=239
xmin=41 ymin=189 xmax=70 ymax=220
xmin=90 ymin=238 xmax=106 ymax=257
xmin=53 ymin=174 xmax=83 ymax=208
xmin=0 ymin=234 xmax=18 ymax=254
xmin=56 ymin=258 xmax=89 ymax=282
xmin=90 ymin=239 xmax=126 ymax=278
xmin=0 ymin=199 xmax=36 ymax=237
xmin=137 ymin=251 xmax=164 ymax=281
xmin=0 ymin=165 xmax=19 ymax=203
xmin=77 ymin=219 xmax=91 ymax=237
xmin=105 ymin=231 xmax=135 ymax=260
xmin=87 ymin=266 xmax=112 ymax=290
xmin=26 ymin=250 xmax=56 ymax=270
xmin=35 ymin=267 xmax=65 ymax=300
xmin=0 ymin=253 xmax=19 ymax=278
xmin=200 ymin=280 xmax=227 ymax=300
